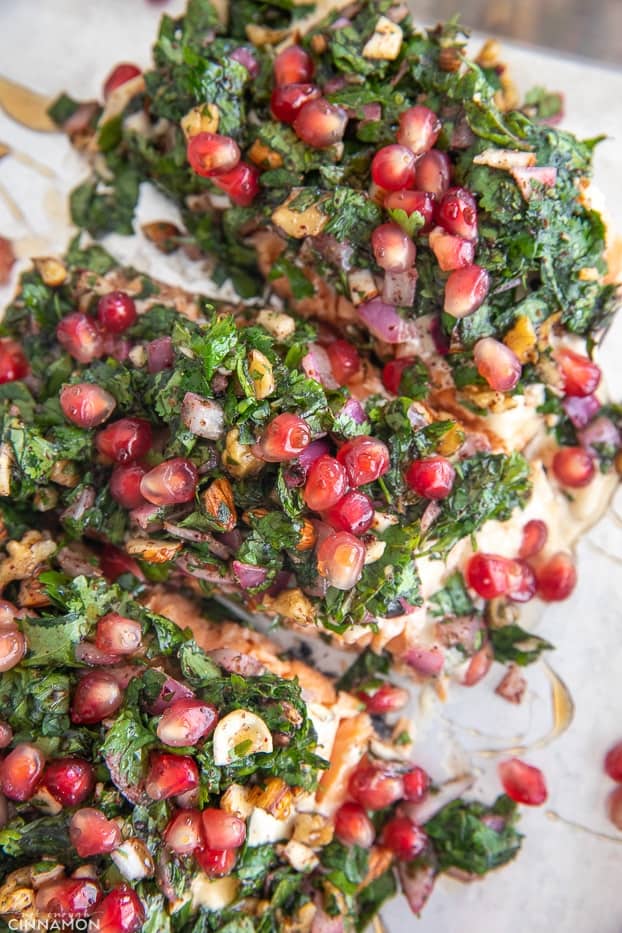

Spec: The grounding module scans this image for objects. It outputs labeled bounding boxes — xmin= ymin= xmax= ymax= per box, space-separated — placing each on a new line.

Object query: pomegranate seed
xmin=230 ymin=47 xmax=259 ymax=78
xmin=43 ymin=757 xmax=95 ymax=807
xmin=95 ymin=613 xmax=142 ymax=655
xmin=201 ymin=808 xmax=247 ymax=849
xmin=334 ymin=802 xmax=375 ymax=848
xmin=211 ymin=162 xmax=260 ymax=206
xmin=316 ymin=531 xmax=366 ymax=590
xmin=326 ymin=339 xmax=361 ymax=385
xmin=337 ymin=435 xmax=390 ymax=486
xmin=552 ymin=446 xmax=596 ymax=488
xmin=356 ymin=683 xmax=409 ymax=714
xmin=0 ymin=624 xmax=26 ymax=672
xmin=0 ymin=743 xmax=45 ymax=801
xmin=271 ymin=83 xmax=321 ymax=123
xmin=437 ymin=186 xmax=478 ymax=241
xmin=384 ymin=189 xmax=436 ymax=233
xmin=403 ymin=766 xmax=430 ymax=802
xmin=59 ymin=383 xmax=116 ymax=429
xmin=147 ymin=336 xmax=174 ymax=373
xmin=164 ymin=808 xmax=204 ymax=854
xmin=194 ymin=846 xmax=237 ymax=877
xmin=139 ymin=457 xmax=198 ymax=506
xmin=506 ymin=559 xmax=537 ymax=603
xmin=429 ymin=226 xmax=475 ymax=271
xmin=274 ymin=45 xmax=314 ymax=86
xmin=71 ymin=671 xmax=123 ymax=724
xmin=466 ymin=552 xmax=512 ymax=599
xmin=103 ymin=63 xmax=141 ymax=98
xmin=473 ymin=337 xmax=522 ymax=391
xmin=0 ymin=338 xmax=29 ymax=383
xmin=256 ymin=413 xmax=311 ymax=461
xmin=293 ymin=98 xmax=348 ymax=148
xmin=397 ymin=105 xmax=441 ymax=155
xmin=325 ymin=490 xmax=374 ymax=536
xmin=607 ymin=785 xmax=622 ymax=831
xmin=187 ymin=132 xmax=240 ymax=177
xmin=97 ymin=291 xmax=137 ymax=334
xmin=371 ymin=145 xmax=417 ymax=191
xmin=57 ymin=313 xmax=104 ymax=364
xmin=304 ymin=455 xmax=349 ymax=512
xmin=536 ymin=552 xmax=576 ymax=602
xmin=406 ymin=456 xmax=455 ymax=500
xmin=556 ymin=347 xmax=601 ymax=397
xmin=100 ymin=545 xmax=143 ymax=582
xmin=70 ymin=807 xmax=121 ymax=857
xmin=444 ymin=264 xmax=490 ymax=318
xmin=145 ymin=752 xmax=199 ymax=800
xmin=90 ymin=885 xmax=145 ymax=933
xmin=157 ymin=699 xmax=218 ymax=747
xmin=348 ymin=765 xmax=404 ymax=810
xmin=382 ymin=357 xmax=417 ymax=395
xmin=371 ymin=223 xmax=416 ymax=272
xmin=0 ymin=721 xmax=13 ymax=749
xmin=498 ymin=758 xmax=547 ymax=806
xmin=35 ymin=878 xmax=101 ymax=919
xmin=110 ymin=462 xmax=148 ymax=509
xmin=415 ymin=149 xmax=451 ymax=198
xmin=96 ymin=418 xmax=153 ymax=463
xmin=604 ymin=741 xmax=622 ymax=782
xmin=382 ymin=816 xmax=428 ymax=860
xmin=519 ymin=519 xmax=548 ymax=559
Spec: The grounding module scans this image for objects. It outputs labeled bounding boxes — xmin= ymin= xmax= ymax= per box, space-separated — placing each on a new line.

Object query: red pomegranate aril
xmin=326 ymin=339 xmax=361 ymax=385
xmin=403 ymin=766 xmax=430 ymax=802
xmin=506 ymin=559 xmax=537 ymax=603
xmin=325 ymin=490 xmax=374 ymax=536
xmin=195 ymin=846 xmax=237 ymax=877
xmin=382 ymin=816 xmax=428 ymax=860
xmin=95 ymin=613 xmax=142 ymax=655
xmin=0 ymin=624 xmax=26 ymax=672
xmin=437 ymin=186 xmax=478 ymax=241
xmin=466 ymin=552 xmax=512 ymax=599
xmin=35 ymin=878 xmax=102 ymax=919
xmin=0 ymin=743 xmax=45 ymax=801
xmin=429 ymin=226 xmax=475 ymax=271
xmin=384 ymin=189 xmax=436 ymax=233
xmin=71 ymin=671 xmax=123 ymax=724
xmin=140 ymin=457 xmax=198 ymax=506
xmin=145 ymin=752 xmax=199 ymax=800
xmin=97 ymin=291 xmax=137 ymax=334
xmin=70 ymin=807 xmax=121 ymax=857
xmin=337 ymin=435 xmax=390 ymax=486
xmin=103 ymin=63 xmax=141 ymax=98
xmin=605 ymin=741 xmax=622 ymax=782
xmin=397 ymin=105 xmax=441 ymax=155
xmin=371 ymin=223 xmax=416 ymax=272
xmin=519 ymin=519 xmax=548 ymax=559
xmin=317 ymin=531 xmax=366 ymax=590
xmin=356 ymin=683 xmax=409 ymax=714
xmin=348 ymin=765 xmax=404 ymax=810
xmin=164 ymin=808 xmax=204 ymax=854
xmin=556 ymin=347 xmax=601 ymax=398
xmin=201 ymin=808 xmax=246 ymax=849
xmin=0 ymin=721 xmax=13 ymax=749
xmin=230 ymin=46 xmax=259 ymax=78
xmin=187 ymin=132 xmax=240 ymax=177
xmin=96 ymin=418 xmax=153 ymax=463
xmin=293 ymin=98 xmax=348 ymax=148
xmin=415 ymin=149 xmax=451 ymax=199
xmin=0 ymin=338 xmax=29 ymax=383
xmin=607 ymin=785 xmax=622 ymax=831
xmin=43 ymin=757 xmax=95 ymax=807
xmin=212 ymin=162 xmax=260 ymax=206
xmin=274 ymin=45 xmax=314 ymax=86
xmin=382 ymin=357 xmax=416 ymax=395
xmin=57 ymin=313 xmax=104 ymax=364
xmin=552 ymin=446 xmax=596 ymax=488
xmin=110 ymin=462 xmax=148 ymax=509
xmin=536 ymin=552 xmax=577 ymax=602
xmin=257 ymin=413 xmax=311 ymax=462
xmin=474 ymin=337 xmax=522 ymax=392
xmin=59 ymin=383 xmax=116 ymax=429
xmin=498 ymin=758 xmax=547 ymax=806
xmin=100 ymin=545 xmax=143 ymax=582
xmin=271 ymin=83 xmax=321 ymax=123
xmin=371 ymin=145 xmax=417 ymax=191
xmin=334 ymin=802 xmax=375 ymax=848
xmin=304 ymin=455 xmax=349 ymax=512
xmin=90 ymin=885 xmax=145 ymax=933
xmin=444 ymin=265 xmax=490 ymax=318
xmin=157 ymin=699 xmax=218 ymax=747
xmin=406 ymin=456 xmax=456 ymax=500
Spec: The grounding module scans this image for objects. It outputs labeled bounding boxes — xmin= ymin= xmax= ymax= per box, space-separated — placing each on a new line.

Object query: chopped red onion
xmin=398 ymin=862 xmax=436 ymax=915
xmin=61 ymin=486 xmax=95 ymax=524
xmin=358 ymin=297 xmax=411 ymax=343
xmin=403 ymin=644 xmax=444 ymax=676
xmin=302 ymin=344 xmax=339 ymax=389
xmin=562 ymin=393 xmax=600 ymax=428
xmin=382 ymin=268 xmax=418 ymax=308
xmin=130 ymin=504 xmax=163 ymax=531
xmin=147 ymin=336 xmax=174 ymax=373
xmin=75 ymin=641 xmax=120 ymax=667
xmin=147 ymin=676 xmax=195 ymax=714
xmin=420 ymin=501 xmax=442 ymax=534
xmin=297 ymin=438 xmax=332 ymax=473
xmin=578 ymin=415 xmax=620 ymax=455
xmin=232 ymin=560 xmax=269 ymax=590
xmin=340 ymin=396 xmax=367 ymax=424
xmin=230 ymin=46 xmax=259 ymax=78
xmin=435 ymin=615 xmax=484 ymax=653
xmin=181 ymin=392 xmax=225 ymax=439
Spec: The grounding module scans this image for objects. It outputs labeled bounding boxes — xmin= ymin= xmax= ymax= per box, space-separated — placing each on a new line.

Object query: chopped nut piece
xmin=256 ymin=309 xmax=296 ymax=342
xmin=261 ymin=588 xmax=315 ymax=626
xmin=495 ymin=663 xmax=527 ymax=705
xmin=31 ymin=864 xmax=65 ymax=889
xmin=0 ymin=886 xmax=34 ymax=915
xmin=181 ymin=103 xmax=219 ymax=139
xmin=348 ymin=268 xmax=379 ymax=306
xmin=220 ymin=783 xmax=254 ymax=819
xmin=247 ymin=349 xmax=276 ymax=399
xmin=272 ymin=191 xmax=328 ymax=239
xmin=248 ymin=778 xmax=294 ymax=819
xmin=245 ymin=24 xmax=288 ymax=45
xmin=296 ymin=519 xmax=317 ymax=552
xmin=18 ymin=574 xmax=52 ymax=608
xmin=282 ymin=839 xmax=319 ymax=872
xmin=49 ymin=459 xmax=81 ymax=487
xmin=248 ymin=139 xmax=283 ymax=170
xmin=141 ymin=222 xmax=182 ymax=254
xmin=503 ymin=315 xmax=538 ymax=363
xmin=202 ymin=477 xmax=237 ymax=532
xmin=358 ymin=846 xmax=394 ymax=891
xmin=126 ymin=538 xmax=183 ymax=564
xmin=292 ymin=812 xmax=334 ymax=848
xmin=362 ymin=16 xmax=403 ymax=61
xmin=34 ymin=256 xmax=68 ymax=287
xmin=222 ymin=428 xmax=264 ymax=479
xmin=0 ymin=531 xmax=56 ymax=591
xmin=33 ymin=486 xmax=59 ymax=511
xmin=437 ymin=423 xmax=465 ymax=456
xmin=0 ymin=442 xmax=12 ymax=496
xmin=111 ymin=838 xmax=155 ymax=881
xmin=476 ymin=38 xmax=502 ymax=68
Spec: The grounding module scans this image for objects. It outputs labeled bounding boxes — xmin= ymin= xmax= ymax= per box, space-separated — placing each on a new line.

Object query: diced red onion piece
xmin=302 ymin=344 xmax=339 ymax=389
xmin=231 ymin=561 xmax=269 ymax=589
xmin=578 ymin=415 xmax=620 ymax=455
xmin=181 ymin=392 xmax=225 ymax=440
xmin=358 ymin=298 xmax=410 ymax=343
xmin=403 ymin=644 xmax=444 ymax=676
xmin=147 ymin=337 xmax=174 ymax=373
xmin=562 ymin=394 xmax=600 ymax=429
xmin=382 ymin=268 xmax=418 ymax=307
